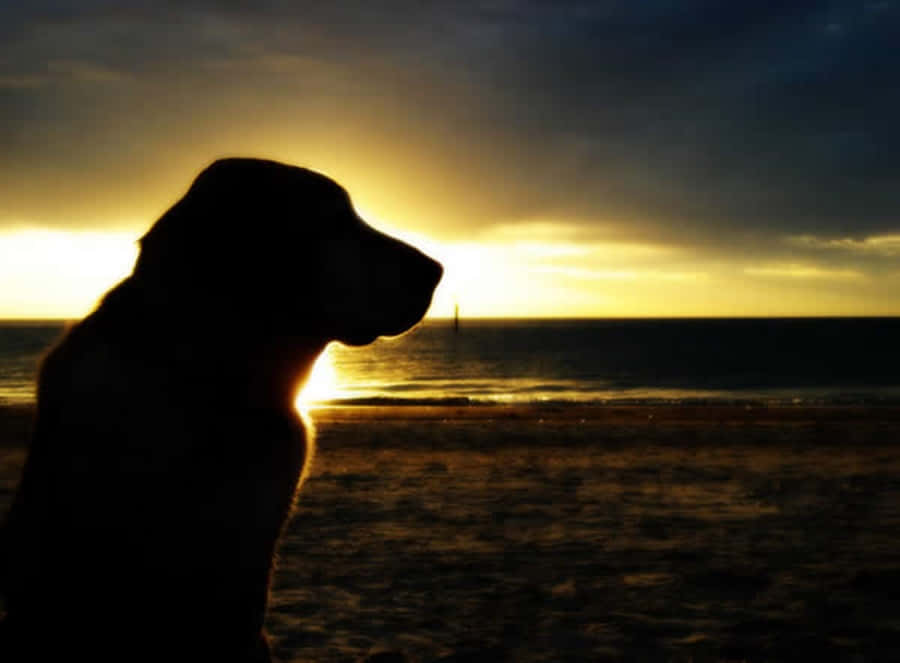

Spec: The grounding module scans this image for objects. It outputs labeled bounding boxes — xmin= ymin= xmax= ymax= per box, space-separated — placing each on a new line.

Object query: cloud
xmin=0 ymin=59 xmax=130 ymax=89
xmin=743 ymin=263 xmax=866 ymax=281
xmin=0 ymin=0 xmax=898 ymax=252
xmin=536 ymin=265 xmax=707 ymax=282
xmin=789 ymin=233 xmax=900 ymax=257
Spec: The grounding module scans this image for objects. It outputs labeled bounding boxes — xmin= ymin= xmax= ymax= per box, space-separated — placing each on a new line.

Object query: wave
xmin=311 ymin=392 xmax=900 ymax=407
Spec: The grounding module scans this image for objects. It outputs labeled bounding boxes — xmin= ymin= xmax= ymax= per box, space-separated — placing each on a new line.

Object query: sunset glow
xmin=3 ymin=221 xmax=900 ymax=319
xmin=295 ymin=345 xmax=342 ymax=410
xmin=1 ymin=3 xmax=898 ymax=319
xmin=0 ymin=229 xmax=138 ymax=319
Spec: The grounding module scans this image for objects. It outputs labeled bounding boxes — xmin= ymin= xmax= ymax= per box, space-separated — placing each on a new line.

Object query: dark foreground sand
xmin=2 ymin=404 xmax=900 ymax=662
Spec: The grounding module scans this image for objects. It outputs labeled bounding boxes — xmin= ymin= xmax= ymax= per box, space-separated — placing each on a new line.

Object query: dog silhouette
xmin=0 ymin=158 xmax=442 ymax=662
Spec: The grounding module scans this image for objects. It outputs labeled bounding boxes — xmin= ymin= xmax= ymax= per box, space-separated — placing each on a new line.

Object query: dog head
xmin=135 ymin=158 xmax=442 ymax=347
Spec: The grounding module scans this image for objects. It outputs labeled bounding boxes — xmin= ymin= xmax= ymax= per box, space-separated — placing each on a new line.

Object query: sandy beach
xmin=2 ymin=404 xmax=900 ymax=662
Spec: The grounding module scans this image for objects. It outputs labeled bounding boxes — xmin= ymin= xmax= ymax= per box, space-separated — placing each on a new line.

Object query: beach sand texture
xmin=2 ymin=405 xmax=900 ymax=662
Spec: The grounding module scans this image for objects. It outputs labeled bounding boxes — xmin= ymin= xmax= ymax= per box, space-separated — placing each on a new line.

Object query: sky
xmin=1 ymin=1 xmax=898 ymax=318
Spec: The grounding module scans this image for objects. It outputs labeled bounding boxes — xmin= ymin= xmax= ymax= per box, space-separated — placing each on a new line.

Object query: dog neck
xmin=91 ymin=276 xmax=328 ymax=412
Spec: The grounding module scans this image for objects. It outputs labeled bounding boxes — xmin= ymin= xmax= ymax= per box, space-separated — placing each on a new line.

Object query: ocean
xmin=2 ymin=319 xmax=900 ymax=661
xmin=3 ymin=318 xmax=900 ymax=407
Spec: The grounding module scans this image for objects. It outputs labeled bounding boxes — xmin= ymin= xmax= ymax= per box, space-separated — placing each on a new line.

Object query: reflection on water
xmin=5 ymin=319 xmax=900 ymax=406
xmin=296 ymin=345 xmax=342 ymax=409
xmin=305 ymin=318 xmax=900 ymax=406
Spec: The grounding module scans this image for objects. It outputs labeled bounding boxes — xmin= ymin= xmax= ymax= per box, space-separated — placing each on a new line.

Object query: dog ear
xmin=134 ymin=196 xmax=199 ymax=285
xmin=135 ymin=160 xmax=252 ymax=285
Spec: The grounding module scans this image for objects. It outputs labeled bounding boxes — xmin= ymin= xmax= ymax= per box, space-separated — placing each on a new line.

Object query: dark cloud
xmin=1 ymin=1 xmax=898 ymax=251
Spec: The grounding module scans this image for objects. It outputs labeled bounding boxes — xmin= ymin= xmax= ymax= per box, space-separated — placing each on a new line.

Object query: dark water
xmin=326 ymin=317 xmax=900 ymax=405
xmin=2 ymin=318 xmax=900 ymax=405
xmin=0 ymin=322 xmax=66 ymax=404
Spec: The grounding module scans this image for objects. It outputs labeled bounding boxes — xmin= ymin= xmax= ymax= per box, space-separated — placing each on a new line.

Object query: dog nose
xmin=425 ymin=255 xmax=444 ymax=287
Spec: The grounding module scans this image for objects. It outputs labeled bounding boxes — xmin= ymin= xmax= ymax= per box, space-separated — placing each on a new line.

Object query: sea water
xmin=2 ymin=318 xmax=900 ymax=406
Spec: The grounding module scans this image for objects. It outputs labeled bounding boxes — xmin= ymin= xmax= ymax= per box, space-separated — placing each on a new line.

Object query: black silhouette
xmin=0 ymin=158 xmax=442 ymax=662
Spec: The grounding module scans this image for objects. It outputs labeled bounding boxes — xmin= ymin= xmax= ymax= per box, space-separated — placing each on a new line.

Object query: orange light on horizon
xmin=294 ymin=345 xmax=342 ymax=411
xmin=0 ymin=229 xmax=139 ymax=319
xmin=3 ymin=221 xmax=898 ymax=321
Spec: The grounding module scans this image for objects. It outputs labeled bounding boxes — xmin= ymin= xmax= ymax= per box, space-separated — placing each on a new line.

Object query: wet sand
xmin=2 ymin=404 xmax=900 ymax=662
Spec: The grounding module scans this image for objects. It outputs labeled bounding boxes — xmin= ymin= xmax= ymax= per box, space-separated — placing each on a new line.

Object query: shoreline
xmin=2 ymin=402 xmax=898 ymax=452
xmin=4 ymin=400 xmax=900 ymax=420
xmin=307 ymin=402 xmax=900 ymax=422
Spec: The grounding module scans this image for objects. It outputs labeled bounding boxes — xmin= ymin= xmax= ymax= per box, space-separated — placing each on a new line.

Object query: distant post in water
xmin=454 ymin=302 xmax=460 ymax=333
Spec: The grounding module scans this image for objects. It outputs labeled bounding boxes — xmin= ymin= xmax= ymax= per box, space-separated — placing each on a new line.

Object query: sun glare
xmin=295 ymin=344 xmax=341 ymax=410
xmin=0 ymin=229 xmax=139 ymax=318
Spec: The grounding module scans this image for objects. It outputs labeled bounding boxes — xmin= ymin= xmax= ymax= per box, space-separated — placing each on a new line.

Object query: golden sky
xmin=2 ymin=3 xmax=898 ymax=318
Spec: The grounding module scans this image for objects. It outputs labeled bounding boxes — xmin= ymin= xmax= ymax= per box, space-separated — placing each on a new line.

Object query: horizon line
xmin=3 ymin=314 xmax=900 ymax=324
